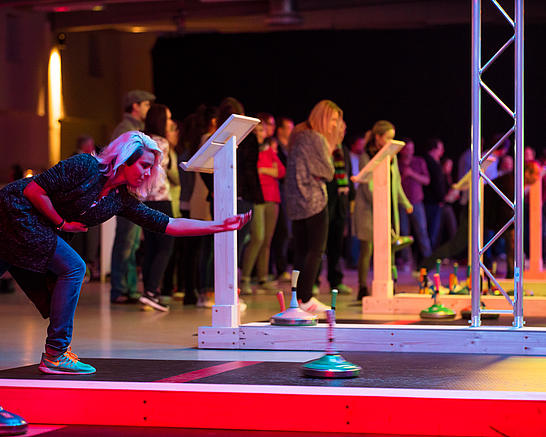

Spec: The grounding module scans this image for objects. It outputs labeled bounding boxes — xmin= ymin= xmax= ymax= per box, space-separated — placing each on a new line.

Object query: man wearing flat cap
xmin=109 ymin=89 xmax=155 ymax=304
xmin=111 ymin=89 xmax=155 ymax=141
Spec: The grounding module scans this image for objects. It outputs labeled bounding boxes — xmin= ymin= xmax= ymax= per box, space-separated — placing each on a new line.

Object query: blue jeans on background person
xmin=0 ymin=236 xmax=86 ymax=356
xmin=110 ymin=216 xmax=141 ymax=301
xmin=425 ymin=203 xmax=443 ymax=249
xmin=399 ymin=202 xmax=432 ymax=266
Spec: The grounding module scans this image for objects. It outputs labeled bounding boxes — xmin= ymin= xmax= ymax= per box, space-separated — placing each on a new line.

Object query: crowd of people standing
xmin=25 ymin=89 xmax=544 ymax=315
xmin=95 ymin=91 xmax=540 ymax=312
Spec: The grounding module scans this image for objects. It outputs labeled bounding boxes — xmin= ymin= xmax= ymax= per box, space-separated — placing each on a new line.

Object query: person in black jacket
xmin=316 ymin=120 xmax=355 ymax=294
xmin=0 ymin=131 xmax=250 ymax=375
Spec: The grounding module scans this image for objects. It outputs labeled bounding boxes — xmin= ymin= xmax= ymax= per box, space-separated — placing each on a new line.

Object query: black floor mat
xmin=1 ymin=352 xmax=545 ymax=392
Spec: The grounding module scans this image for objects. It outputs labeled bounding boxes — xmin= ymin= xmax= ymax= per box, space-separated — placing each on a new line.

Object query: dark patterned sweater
xmin=0 ymin=153 xmax=169 ymax=273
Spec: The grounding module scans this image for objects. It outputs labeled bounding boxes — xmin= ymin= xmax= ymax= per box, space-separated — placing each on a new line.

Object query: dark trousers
xmin=198 ymin=201 xmax=216 ymax=294
xmin=162 ymin=210 xmax=202 ymax=303
xmin=162 ymin=236 xmax=183 ymax=296
xmin=180 ymin=235 xmax=202 ymax=303
xmin=70 ymin=225 xmax=100 ymax=268
xmin=142 ymin=201 xmax=174 ymax=293
xmin=292 ymin=208 xmax=328 ymax=303
xmin=325 ymin=208 xmax=345 ymax=288
xmin=425 ymin=202 xmax=444 ymax=249
xmin=237 ymin=198 xmax=253 ymax=264
xmin=421 ymin=206 xmax=468 ymax=270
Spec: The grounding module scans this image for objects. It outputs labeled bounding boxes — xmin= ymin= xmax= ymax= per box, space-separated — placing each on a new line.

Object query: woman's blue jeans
xmin=0 ymin=236 xmax=86 ymax=356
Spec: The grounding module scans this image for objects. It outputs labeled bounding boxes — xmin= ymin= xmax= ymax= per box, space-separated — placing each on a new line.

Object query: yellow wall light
xmin=48 ymin=46 xmax=64 ymax=166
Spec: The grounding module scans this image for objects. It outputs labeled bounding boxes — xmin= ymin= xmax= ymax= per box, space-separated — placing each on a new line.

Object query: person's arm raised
xmin=165 ymin=211 xmax=251 ymax=237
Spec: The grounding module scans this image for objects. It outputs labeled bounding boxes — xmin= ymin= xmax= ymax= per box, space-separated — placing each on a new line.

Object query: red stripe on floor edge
xmin=157 ymin=361 xmax=263 ymax=383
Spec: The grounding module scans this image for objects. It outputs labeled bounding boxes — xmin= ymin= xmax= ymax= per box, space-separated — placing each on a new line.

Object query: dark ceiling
xmin=3 ymin=0 xmax=545 ymax=34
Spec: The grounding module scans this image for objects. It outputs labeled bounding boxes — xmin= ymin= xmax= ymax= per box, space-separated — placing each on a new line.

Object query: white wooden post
xmin=212 ymin=136 xmax=238 ymax=327
xmin=371 ymin=156 xmax=393 ymax=299
xmin=181 ymin=114 xmax=259 ymax=347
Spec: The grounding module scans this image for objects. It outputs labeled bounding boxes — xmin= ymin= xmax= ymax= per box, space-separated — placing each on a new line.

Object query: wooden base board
xmin=1 ymin=380 xmax=546 ymax=436
xmin=497 ymin=278 xmax=546 ymax=294
xmin=362 ymin=293 xmax=546 ymax=315
xmin=198 ymin=323 xmax=546 ymax=355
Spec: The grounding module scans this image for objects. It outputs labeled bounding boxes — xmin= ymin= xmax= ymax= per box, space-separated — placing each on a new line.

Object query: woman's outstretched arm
xmin=165 ymin=211 xmax=251 ymax=237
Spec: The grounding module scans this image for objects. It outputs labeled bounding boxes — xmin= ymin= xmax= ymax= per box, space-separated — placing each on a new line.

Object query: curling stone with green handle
xmin=301 ymin=299 xmax=361 ymax=378
xmin=420 ymin=273 xmax=456 ymax=319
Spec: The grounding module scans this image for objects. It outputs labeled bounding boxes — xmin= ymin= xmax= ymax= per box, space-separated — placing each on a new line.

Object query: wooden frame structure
xmin=350 ymin=139 xmax=406 ymax=300
xmin=180 ymin=114 xmax=260 ymax=342
xmin=194 ymin=0 xmax=546 ymax=354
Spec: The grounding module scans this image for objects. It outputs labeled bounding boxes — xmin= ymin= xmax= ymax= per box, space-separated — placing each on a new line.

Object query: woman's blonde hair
xmin=308 ymin=100 xmax=343 ymax=148
xmin=365 ymin=120 xmax=395 ymax=151
xmin=97 ymin=131 xmax=164 ymax=198
xmin=334 ymin=119 xmax=347 ymax=146
xmin=372 ymin=120 xmax=395 ymax=137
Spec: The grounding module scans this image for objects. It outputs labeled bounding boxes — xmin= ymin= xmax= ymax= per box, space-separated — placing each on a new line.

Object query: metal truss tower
xmin=471 ymin=0 xmax=524 ymax=327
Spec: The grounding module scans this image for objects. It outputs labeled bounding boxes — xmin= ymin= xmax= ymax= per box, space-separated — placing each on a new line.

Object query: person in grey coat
xmin=353 ymin=120 xmax=412 ymax=299
xmin=284 ymin=100 xmax=341 ymax=314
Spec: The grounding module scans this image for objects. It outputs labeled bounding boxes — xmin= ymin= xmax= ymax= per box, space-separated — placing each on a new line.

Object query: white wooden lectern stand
xmin=180 ymin=114 xmax=259 ymax=346
xmin=352 ymin=140 xmax=405 ymax=300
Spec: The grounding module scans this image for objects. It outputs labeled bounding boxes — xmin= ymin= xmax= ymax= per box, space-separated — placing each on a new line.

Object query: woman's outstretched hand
xmin=221 ymin=210 xmax=252 ymax=231
xmin=166 ymin=211 xmax=252 ymax=237
xmin=61 ymin=221 xmax=88 ymax=233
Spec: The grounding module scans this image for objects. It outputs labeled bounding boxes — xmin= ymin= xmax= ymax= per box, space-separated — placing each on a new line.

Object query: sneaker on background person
xmin=172 ymin=291 xmax=184 ymax=301
xmin=38 ymin=347 xmax=96 ymax=375
xmin=239 ymin=278 xmax=252 ymax=295
xmin=299 ymin=297 xmax=330 ymax=314
xmin=277 ymin=271 xmax=291 ymax=282
xmin=196 ymin=293 xmax=214 ymax=308
xmin=111 ymin=294 xmax=139 ymax=304
xmin=333 ymin=283 xmax=353 ymax=295
xmin=256 ymin=280 xmax=278 ymax=293
xmin=139 ymin=290 xmax=170 ymax=312
xmin=357 ymin=285 xmax=369 ymax=300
